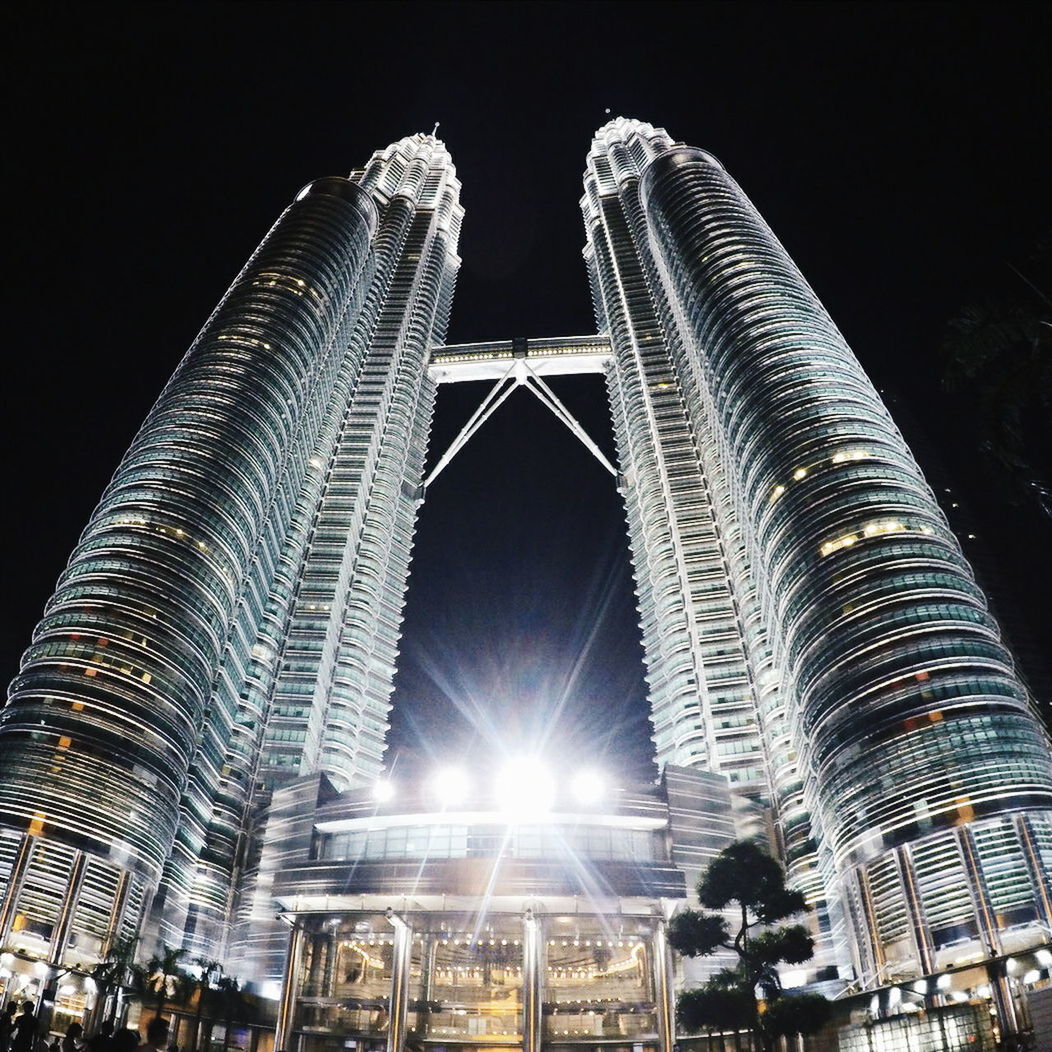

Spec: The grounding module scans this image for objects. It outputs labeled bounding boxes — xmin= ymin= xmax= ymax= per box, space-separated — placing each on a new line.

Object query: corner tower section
xmin=254 ymin=134 xmax=462 ymax=795
xmin=223 ymin=135 xmax=463 ymax=968
xmin=581 ymin=121 xmax=777 ymax=808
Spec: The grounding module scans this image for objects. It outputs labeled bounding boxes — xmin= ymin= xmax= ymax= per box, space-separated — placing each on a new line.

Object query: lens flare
xmin=495 ymin=757 xmax=556 ymax=819
xmin=430 ymin=766 xmax=471 ymax=807
xmin=570 ymin=769 xmax=605 ymax=805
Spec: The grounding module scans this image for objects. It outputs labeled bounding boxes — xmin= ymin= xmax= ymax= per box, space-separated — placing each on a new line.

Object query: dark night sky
xmin=4 ymin=2 xmax=1051 ymax=784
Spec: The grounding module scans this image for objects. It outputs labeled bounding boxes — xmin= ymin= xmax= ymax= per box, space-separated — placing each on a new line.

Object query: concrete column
xmin=893 ymin=845 xmax=935 ymax=975
xmin=101 ymin=871 xmax=131 ymax=956
xmin=522 ymin=911 xmax=542 ymax=1052
xmin=275 ymin=922 xmax=305 ymax=1052
xmin=0 ymin=835 xmax=34 ymax=945
xmin=50 ymin=851 xmax=87 ymax=966
xmin=850 ymin=865 xmax=886 ymax=986
xmin=652 ymin=921 xmax=675 ymax=1052
xmin=987 ymin=963 xmax=1020 ymax=1044
xmin=1016 ymin=814 xmax=1052 ymax=931
xmin=957 ymin=827 xmax=1003 ymax=956
xmin=418 ymin=934 xmax=438 ymax=1035
xmin=958 ymin=828 xmax=1021 ymax=1042
xmin=322 ymin=927 xmax=337 ymax=998
xmin=386 ymin=913 xmax=412 ymax=1052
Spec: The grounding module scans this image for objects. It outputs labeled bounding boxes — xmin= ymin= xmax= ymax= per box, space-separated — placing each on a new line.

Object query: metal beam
xmin=423 ymin=363 xmax=519 ymax=490
xmin=422 ymin=355 xmax=619 ymax=495
xmin=521 ymin=362 xmax=618 ymax=477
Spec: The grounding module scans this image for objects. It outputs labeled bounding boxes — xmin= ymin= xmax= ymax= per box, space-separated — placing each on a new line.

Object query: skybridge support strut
xmin=421 ymin=359 xmax=617 ymax=497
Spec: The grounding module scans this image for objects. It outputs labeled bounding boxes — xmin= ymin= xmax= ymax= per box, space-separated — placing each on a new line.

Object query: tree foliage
xmin=761 ymin=993 xmax=832 ymax=1039
xmin=145 ymin=943 xmax=192 ymax=1021
xmin=214 ymin=976 xmax=255 ymax=1052
xmin=87 ymin=937 xmax=141 ymax=1028
xmin=940 ymin=236 xmax=1052 ymax=518
xmin=669 ymin=841 xmax=830 ymax=1050
xmin=188 ymin=958 xmax=224 ymax=1052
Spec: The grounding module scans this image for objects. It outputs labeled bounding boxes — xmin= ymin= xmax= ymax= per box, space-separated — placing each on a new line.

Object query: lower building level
xmin=2 ymin=761 xmax=1051 ymax=1052
xmin=281 ymin=908 xmax=674 ymax=1052
xmin=230 ymin=764 xmax=748 ymax=1052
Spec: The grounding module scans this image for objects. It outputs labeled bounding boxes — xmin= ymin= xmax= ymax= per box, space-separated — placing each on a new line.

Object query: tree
xmin=87 ymin=936 xmax=141 ymax=1029
xmin=668 ymin=841 xmax=831 ymax=1051
xmin=213 ymin=976 xmax=254 ymax=1052
xmin=187 ymin=958 xmax=223 ymax=1052
xmin=145 ymin=943 xmax=191 ymax=1022
xmin=940 ymin=236 xmax=1052 ymax=519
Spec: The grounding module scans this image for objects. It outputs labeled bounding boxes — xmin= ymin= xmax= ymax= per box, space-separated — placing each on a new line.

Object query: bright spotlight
xmin=373 ymin=779 xmax=395 ymax=803
xmin=495 ymin=757 xmax=556 ymax=819
xmin=431 ymin=766 xmax=471 ymax=808
xmin=571 ymin=769 xmax=605 ymax=806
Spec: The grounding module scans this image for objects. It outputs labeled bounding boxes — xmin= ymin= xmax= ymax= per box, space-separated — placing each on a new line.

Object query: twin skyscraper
xmin=1 ymin=121 xmax=1050 ymax=1006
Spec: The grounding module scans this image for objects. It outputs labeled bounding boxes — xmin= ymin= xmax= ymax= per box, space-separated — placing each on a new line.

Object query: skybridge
xmin=428 ymin=334 xmax=612 ymax=383
xmin=423 ymin=335 xmax=617 ymax=491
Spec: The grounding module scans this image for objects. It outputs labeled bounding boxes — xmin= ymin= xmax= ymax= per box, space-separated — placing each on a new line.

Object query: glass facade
xmin=287 ymin=914 xmax=667 ymax=1052
xmin=2 ymin=119 xmax=1051 ymax=1031
xmin=581 ymin=118 xmax=1052 ymax=983
xmin=0 ymin=135 xmax=462 ymax=966
xmin=255 ymin=771 xmax=711 ymax=1052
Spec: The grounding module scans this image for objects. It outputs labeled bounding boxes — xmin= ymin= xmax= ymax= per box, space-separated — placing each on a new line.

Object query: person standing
xmin=110 ymin=1031 xmax=138 ymax=1052
xmin=11 ymin=1005 xmax=36 ymax=1052
xmin=133 ymin=1019 xmax=167 ymax=1052
xmin=60 ymin=1024 xmax=83 ymax=1052
xmin=85 ymin=1022 xmax=113 ymax=1052
xmin=0 ymin=1003 xmax=18 ymax=1052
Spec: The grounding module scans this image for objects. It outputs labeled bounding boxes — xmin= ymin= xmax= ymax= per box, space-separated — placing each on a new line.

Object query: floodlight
xmin=431 ymin=766 xmax=471 ymax=807
xmin=373 ymin=779 xmax=396 ymax=803
xmin=495 ymin=757 xmax=556 ymax=819
xmin=571 ymin=769 xmax=605 ymax=806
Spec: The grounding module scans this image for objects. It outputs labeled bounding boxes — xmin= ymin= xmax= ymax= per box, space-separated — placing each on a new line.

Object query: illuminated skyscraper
xmin=582 ymin=119 xmax=1052 ymax=986
xmin=0 ymin=120 xmax=1050 ymax=1031
xmin=0 ymin=134 xmax=462 ymax=965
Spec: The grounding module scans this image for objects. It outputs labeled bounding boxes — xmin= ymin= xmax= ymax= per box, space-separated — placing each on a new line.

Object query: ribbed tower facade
xmin=0 ymin=134 xmax=461 ymax=965
xmin=583 ymin=118 xmax=1052 ymax=984
xmin=1 ymin=121 xmax=1050 ymax=1021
